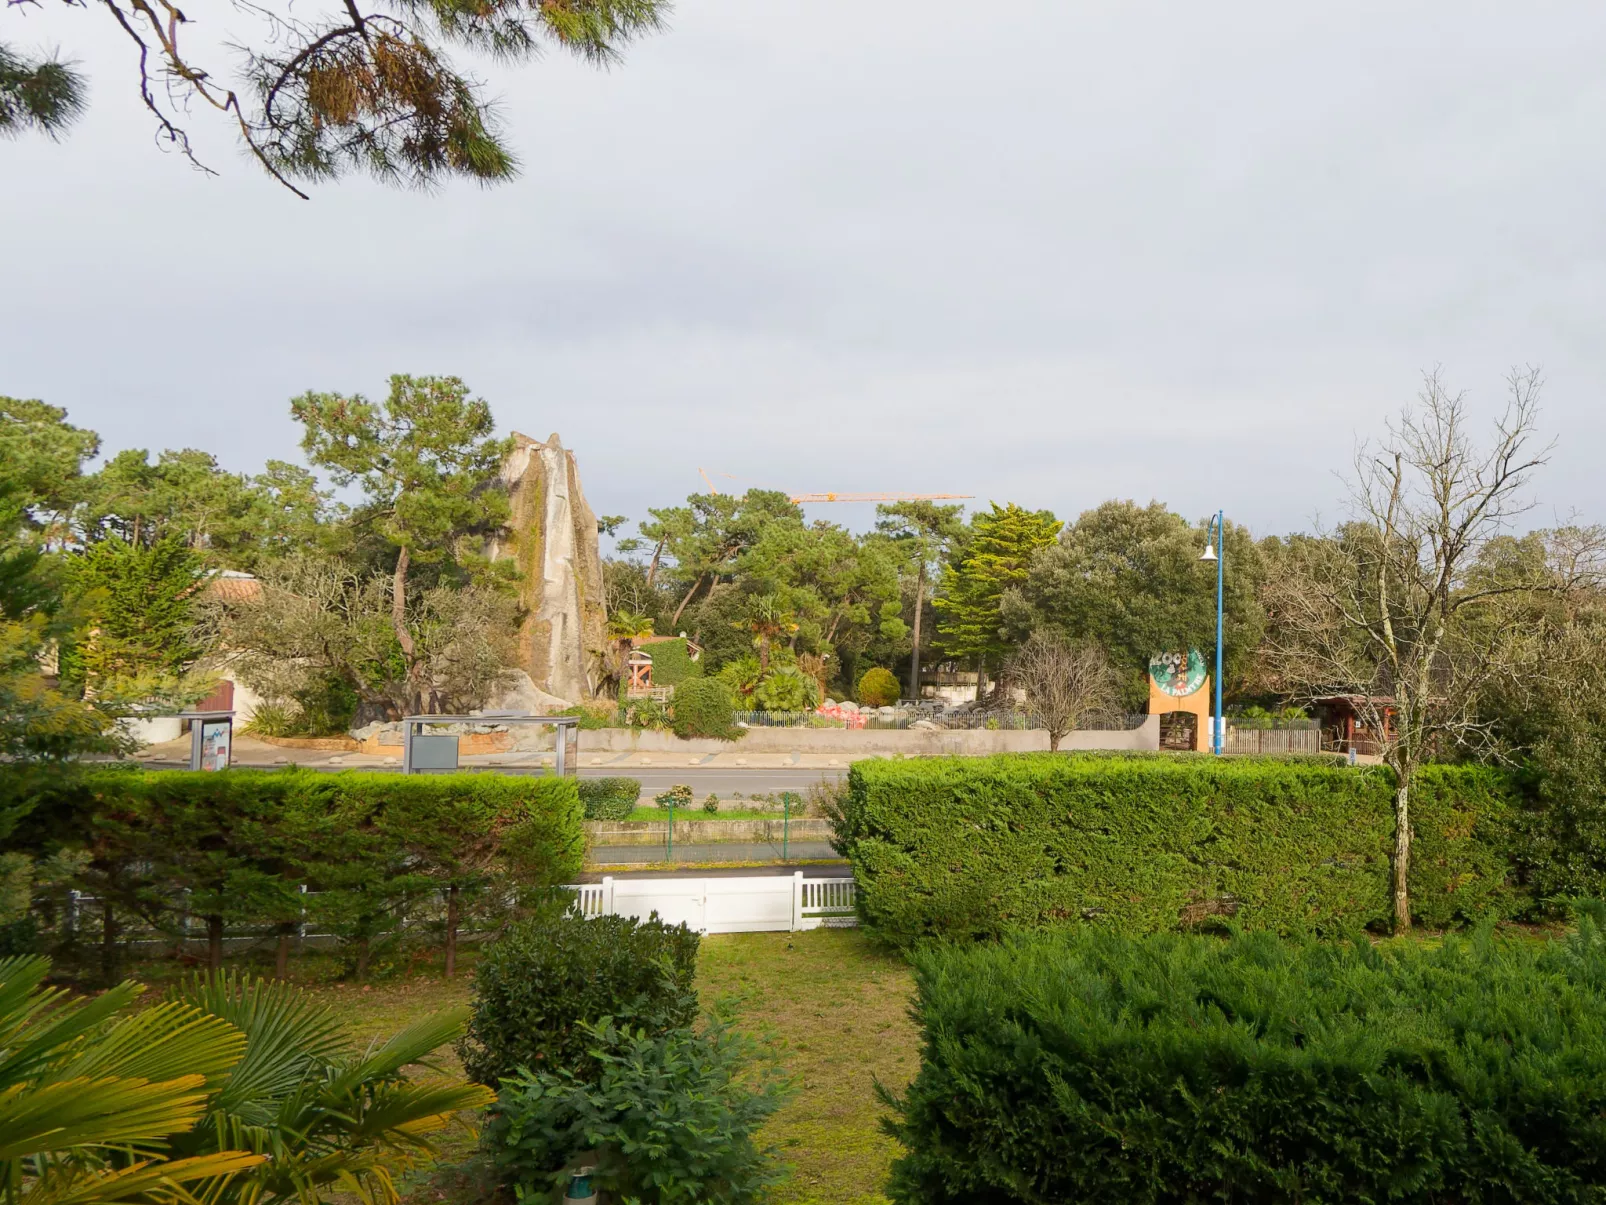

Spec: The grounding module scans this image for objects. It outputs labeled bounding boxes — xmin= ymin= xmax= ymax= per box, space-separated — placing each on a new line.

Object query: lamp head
xmin=1199 ymin=544 xmax=1218 ymax=562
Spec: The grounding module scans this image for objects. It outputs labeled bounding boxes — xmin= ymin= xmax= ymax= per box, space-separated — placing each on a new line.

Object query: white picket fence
xmin=569 ymin=872 xmax=857 ymax=934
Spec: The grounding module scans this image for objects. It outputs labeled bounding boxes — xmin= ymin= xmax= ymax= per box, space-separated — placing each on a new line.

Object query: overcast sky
xmin=4 ymin=0 xmax=1605 ymax=541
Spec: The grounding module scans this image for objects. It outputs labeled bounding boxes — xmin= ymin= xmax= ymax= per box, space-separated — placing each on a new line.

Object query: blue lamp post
xmin=1199 ymin=511 xmax=1225 ymax=755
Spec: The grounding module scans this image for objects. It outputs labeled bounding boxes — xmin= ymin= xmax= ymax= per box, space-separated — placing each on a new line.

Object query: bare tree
xmin=1262 ymin=369 xmax=1604 ymax=931
xmin=1010 ymin=631 xmax=1122 ymax=752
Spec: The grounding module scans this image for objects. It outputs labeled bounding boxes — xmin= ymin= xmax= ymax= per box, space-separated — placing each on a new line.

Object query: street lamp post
xmin=1199 ymin=511 xmax=1225 ymax=755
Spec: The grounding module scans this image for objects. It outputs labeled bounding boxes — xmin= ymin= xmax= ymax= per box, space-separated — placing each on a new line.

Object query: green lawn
xmin=168 ymin=927 xmax=918 ymax=1204
xmin=619 ymin=807 xmax=800 ymax=822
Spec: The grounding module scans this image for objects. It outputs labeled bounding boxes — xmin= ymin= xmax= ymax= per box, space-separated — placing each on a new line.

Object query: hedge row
xmin=578 ymin=777 xmax=641 ymax=821
xmin=836 ymin=754 xmax=1516 ymax=942
xmin=16 ymin=768 xmax=585 ymax=973
xmin=888 ymin=919 xmax=1606 ymax=1203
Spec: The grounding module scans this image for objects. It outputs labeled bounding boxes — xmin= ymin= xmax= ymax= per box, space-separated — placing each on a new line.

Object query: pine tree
xmin=936 ymin=503 xmax=1061 ymax=683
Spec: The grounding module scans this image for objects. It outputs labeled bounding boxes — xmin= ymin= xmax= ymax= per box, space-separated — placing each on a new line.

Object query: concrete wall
xmin=578 ymin=715 xmax=1159 ymax=756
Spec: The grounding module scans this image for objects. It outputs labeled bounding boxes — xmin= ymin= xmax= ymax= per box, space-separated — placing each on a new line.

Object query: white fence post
xmin=791 ymin=871 xmax=804 ymax=932
xmin=602 ymin=876 xmax=615 ymax=916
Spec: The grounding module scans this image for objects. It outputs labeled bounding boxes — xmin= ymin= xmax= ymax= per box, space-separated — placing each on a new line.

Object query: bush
xmin=856 ymin=666 xmax=901 ymax=707
xmin=836 ymin=754 xmax=1517 ymax=943
xmin=459 ymin=910 xmax=700 ymax=1087
xmin=654 ymin=783 xmax=693 ymax=811
xmin=888 ymin=918 xmax=1606 ymax=1204
xmin=578 ymin=777 xmax=640 ymax=821
xmin=489 ymin=1016 xmax=792 ymax=1205
xmin=753 ymin=666 xmax=818 ymax=713
xmin=670 ymin=677 xmax=736 ymax=739
xmin=704 ymin=792 xmax=720 ymax=815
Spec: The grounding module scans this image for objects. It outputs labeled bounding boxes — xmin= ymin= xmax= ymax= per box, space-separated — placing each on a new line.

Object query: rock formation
xmin=487 ymin=433 xmax=606 ymax=703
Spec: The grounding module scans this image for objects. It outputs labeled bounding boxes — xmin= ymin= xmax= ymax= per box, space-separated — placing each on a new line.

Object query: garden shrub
xmin=578 ymin=777 xmax=640 ymax=820
xmin=887 ymin=917 xmax=1606 ymax=1204
xmin=489 ymin=1015 xmax=791 ymax=1205
xmin=856 ymin=666 xmax=901 ymax=707
xmin=654 ymin=783 xmax=693 ymax=810
xmin=836 ymin=753 xmax=1518 ymax=943
xmin=640 ymin=637 xmax=703 ymax=687
xmin=752 ymin=665 xmax=817 ymax=713
xmin=669 ymin=677 xmax=736 ymax=739
xmin=459 ymin=910 xmax=700 ymax=1087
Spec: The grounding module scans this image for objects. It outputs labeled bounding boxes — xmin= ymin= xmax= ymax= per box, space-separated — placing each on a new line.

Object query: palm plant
xmin=168 ymin=972 xmax=495 ymax=1205
xmin=0 ymin=954 xmax=264 ymax=1205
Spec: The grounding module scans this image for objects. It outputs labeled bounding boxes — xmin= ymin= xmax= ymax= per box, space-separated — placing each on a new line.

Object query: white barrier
xmin=567 ymin=872 xmax=857 ymax=934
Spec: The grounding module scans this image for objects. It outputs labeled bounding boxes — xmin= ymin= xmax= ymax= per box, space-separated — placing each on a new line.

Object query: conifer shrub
xmin=459 ymin=910 xmax=700 ymax=1087
xmin=888 ymin=917 xmax=1606 ymax=1204
xmin=669 ymin=677 xmax=737 ymax=739
xmin=856 ymin=666 xmax=901 ymax=707
xmin=578 ymin=777 xmax=641 ymax=821
xmin=836 ymin=754 xmax=1517 ymax=942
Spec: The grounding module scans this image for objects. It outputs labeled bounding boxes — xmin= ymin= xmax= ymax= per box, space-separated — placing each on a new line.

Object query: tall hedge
xmin=888 ymin=920 xmax=1606 ymax=1204
xmin=836 ymin=754 xmax=1516 ymax=942
xmin=18 ymin=768 xmax=585 ymax=973
xmin=641 ymin=637 xmax=702 ymax=687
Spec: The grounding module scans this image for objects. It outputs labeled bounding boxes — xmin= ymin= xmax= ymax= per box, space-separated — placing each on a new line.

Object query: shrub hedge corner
xmin=888 ymin=920 xmax=1606 ymax=1203
xmin=835 ymin=753 xmax=1516 ymax=942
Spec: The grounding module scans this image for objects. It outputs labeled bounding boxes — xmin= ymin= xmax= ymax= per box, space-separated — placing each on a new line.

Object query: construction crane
xmin=788 ymin=492 xmax=973 ymax=504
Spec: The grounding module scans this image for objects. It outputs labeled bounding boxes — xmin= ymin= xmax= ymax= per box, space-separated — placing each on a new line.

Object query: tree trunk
xmin=356 ymin=934 xmax=371 ymax=981
xmin=1393 ymin=780 xmax=1412 ymax=932
xmin=646 ymin=539 xmax=665 ymax=588
xmin=758 ymin=635 xmax=770 ymax=673
xmin=391 ymin=546 xmax=421 ymax=711
xmin=1049 ymin=727 xmax=1063 ymax=752
xmin=275 ymin=928 xmax=291 ymax=980
xmin=207 ymin=914 xmax=224 ymax=972
xmin=670 ymin=573 xmax=707 ymax=628
xmin=445 ymin=885 xmax=460 ymax=979
xmin=908 ymin=564 xmax=925 ymax=702
xmin=100 ymin=900 xmax=119 ymax=984
xmin=975 ymin=656 xmax=987 ymax=704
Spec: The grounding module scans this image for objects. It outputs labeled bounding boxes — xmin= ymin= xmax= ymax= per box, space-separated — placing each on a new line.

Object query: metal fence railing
xmin=732 ymin=710 xmax=1150 ymax=732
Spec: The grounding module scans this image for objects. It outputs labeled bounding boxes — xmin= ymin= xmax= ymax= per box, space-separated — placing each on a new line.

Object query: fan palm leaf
xmin=169 ymin=974 xmax=493 ymax=1205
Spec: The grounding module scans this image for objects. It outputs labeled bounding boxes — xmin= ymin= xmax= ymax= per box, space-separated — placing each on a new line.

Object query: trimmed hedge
xmin=19 ymin=768 xmax=585 ymax=970
xmin=888 ymin=919 xmax=1606 ymax=1204
xmin=578 ymin=777 xmax=641 ymax=820
xmin=670 ymin=677 xmax=737 ymax=739
xmin=835 ymin=754 xmax=1516 ymax=942
xmin=641 ymin=637 xmax=702 ymax=687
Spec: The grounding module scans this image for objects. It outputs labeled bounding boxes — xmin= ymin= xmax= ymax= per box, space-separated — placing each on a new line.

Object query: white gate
xmin=567 ymin=872 xmax=856 ymax=934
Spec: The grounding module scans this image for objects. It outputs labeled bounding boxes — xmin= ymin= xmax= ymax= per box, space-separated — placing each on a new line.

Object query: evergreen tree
xmin=63 ymin=536 xmax=205 ymax=700
xmin=935 ymin=503 xmax=1061 ymax=687
xmin=292 ymin=374 xmax=512 ymax=714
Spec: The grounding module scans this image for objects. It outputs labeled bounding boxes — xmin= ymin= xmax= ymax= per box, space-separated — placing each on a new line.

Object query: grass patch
xmin=116 ymin=928 xmax=916 ymax=1204
xmin=697 ymin=929 xmax=917 ymax=1205
xmin=616 ymin=807 xmax=798 ymax=822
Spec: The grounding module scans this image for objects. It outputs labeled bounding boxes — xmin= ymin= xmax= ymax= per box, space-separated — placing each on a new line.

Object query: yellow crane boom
xmin=789 ymin=492 xmax=974 ymax=504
